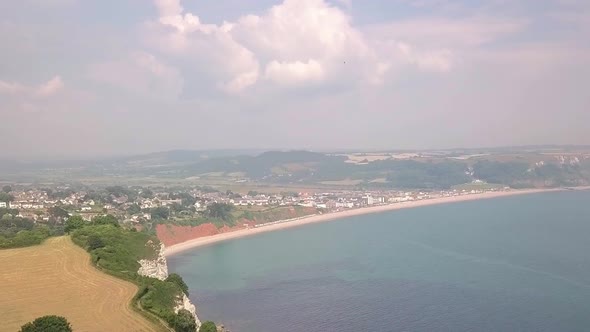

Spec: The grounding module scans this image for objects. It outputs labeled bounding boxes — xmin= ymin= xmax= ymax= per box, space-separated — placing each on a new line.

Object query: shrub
xmin=87 ymin=235 xmax=105 ymax=250
xmin=199 ymin=321 xmax=217 ymax=332
xmin=172 ymin=309 xmax=197 ymax=332
xmin=166 ymin=273 xmax=189 ymax=295
xmin=19 ymin=315 xmax=73 ymax=332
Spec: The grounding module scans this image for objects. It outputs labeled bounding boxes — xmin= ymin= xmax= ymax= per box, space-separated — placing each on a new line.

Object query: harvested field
xmin=0 ymin=237 xmax=161 ymax=332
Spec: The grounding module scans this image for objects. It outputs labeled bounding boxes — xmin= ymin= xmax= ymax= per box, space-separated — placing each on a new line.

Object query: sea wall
xmin=138 ymin=242 xmax=201 ymax=328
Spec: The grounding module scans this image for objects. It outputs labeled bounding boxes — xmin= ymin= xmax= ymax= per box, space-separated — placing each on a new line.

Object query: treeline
xmin=0 ymin=209 xmax=64 ymax=249
xmin=68 ymin=219 xmax=205 ymax=332
xmin=152 ymin=202 xmax=237 ymax=229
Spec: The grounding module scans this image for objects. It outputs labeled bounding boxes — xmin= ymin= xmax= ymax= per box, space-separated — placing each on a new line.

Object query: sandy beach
xmin=163 ymin=188 xmax=582 ymax=257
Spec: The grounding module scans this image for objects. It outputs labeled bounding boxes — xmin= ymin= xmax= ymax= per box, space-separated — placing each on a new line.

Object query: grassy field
xmin=0 ymin=236 xmax=161 ymax=332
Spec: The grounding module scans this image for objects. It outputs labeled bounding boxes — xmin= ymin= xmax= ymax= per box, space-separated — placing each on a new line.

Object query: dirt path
xmin=0 ymin=237 xmax=161 ymax=332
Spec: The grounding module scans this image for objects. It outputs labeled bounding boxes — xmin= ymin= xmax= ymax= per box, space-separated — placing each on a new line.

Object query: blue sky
xmin=1 ymin=0 xmax=589 ymax=158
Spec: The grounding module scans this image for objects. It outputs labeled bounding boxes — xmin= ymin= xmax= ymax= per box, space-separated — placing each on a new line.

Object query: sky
xmin=1 ymin=0 xmax=589 ymax=158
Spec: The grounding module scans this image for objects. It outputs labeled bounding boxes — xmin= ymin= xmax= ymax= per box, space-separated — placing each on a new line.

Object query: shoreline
xmin=163 ymin=187 xmax=586 ymax=257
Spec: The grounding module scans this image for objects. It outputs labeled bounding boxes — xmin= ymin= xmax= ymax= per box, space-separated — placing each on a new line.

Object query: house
xmin=0 ymin=202 xmax=6 ymax=208
xmin=160 ymin=199 xmax=182 ymax=206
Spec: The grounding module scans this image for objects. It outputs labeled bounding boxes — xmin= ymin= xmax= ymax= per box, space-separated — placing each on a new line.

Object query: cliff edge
xmin=138 ymin=242 xmax=201 ymax=328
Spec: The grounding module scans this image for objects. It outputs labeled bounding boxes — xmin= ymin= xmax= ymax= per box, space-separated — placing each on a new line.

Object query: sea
xmin=168 ymin=190 xmax=590 ymax=332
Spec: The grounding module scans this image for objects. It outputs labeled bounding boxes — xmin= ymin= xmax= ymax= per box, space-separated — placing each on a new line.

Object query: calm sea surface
xmin=168 ymin=190 xmax=590 ymax=332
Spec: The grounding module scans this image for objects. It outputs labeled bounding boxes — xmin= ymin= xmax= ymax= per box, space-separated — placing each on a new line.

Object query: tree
xmin=199 ymin=321 xmax=217 ymax=332
xmin=0 ymin=208 xmax=18 ymax=220
xmin=172 ymin=192 xmax=196 ymax=207
xmin=127 ymin=203 xmax=141 ymax=215
xmin=87 ymin=235 xmax=105 ymax=250
xmin=20 ymin=315 xmax=73 ymax=332
xmin=166 ymin=273 xmax=189 ymax=295
xmin=2 ymin=185 xmax=11 ymax=193
xmin=105 ymin=185 xmax=128 ymax=197
xmin=64 ymin=215 xmax=85 ymax=233
xmin=140 ymin=188 xmax=154 ymax=199
xmin=91 ymin=214 xmax=120 ymax=227
xmin=172 ymin=309 xmax=197 ymax=332
xmin=204 ymin=203 xmax=233 ymax=221
xmin=151 ymin=207 xmax=170 ymax=220
xmin=170 ymin=203 xmax=186 ymax=215
xmin=48 ymin=206 xmax=69 ymax=219
xmin=0 ymin=192 xmax=14 ymax=203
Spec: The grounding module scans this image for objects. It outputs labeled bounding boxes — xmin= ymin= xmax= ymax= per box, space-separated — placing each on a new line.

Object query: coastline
xmin=163 ymin=187 xmax=585 ymax=257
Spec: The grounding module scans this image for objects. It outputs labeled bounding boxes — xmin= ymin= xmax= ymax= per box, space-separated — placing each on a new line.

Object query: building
xmin=0 ymin=202 xmax=6 ymax=208
xmin=362 ymin=195 xmax=374 ymax=205
xmin=160 ymin=199 xmax=182 ymax=206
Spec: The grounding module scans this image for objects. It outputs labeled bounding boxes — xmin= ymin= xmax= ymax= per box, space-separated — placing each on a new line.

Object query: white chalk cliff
xmin=138 ymin=242 xmax=169 ymax=280
xmin=138 ymin=242 xmax=201 ymax=329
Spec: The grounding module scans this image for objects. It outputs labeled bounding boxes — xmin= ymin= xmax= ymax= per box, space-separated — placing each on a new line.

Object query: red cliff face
xmin=156 ymin=221 xmax=256 ymax=246
xmin=156 ymin=207 xmax=317 ymax=247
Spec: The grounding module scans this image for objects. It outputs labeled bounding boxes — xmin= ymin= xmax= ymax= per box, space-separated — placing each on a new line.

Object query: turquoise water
xmin=168 ymin=190 xmax=590 ymax=332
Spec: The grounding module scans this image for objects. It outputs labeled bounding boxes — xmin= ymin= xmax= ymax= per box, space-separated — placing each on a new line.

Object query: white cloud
xmin=139 ymin=0 xmax=578 ymax=102
xmin=364 ymin=17 xmax=527 ymax=49
xmin=0 ymin=75 xmax=64 ymax=97
xmin=265 ymin=60 xmax=325 ymax=84
xmin=232 ymin=0 xmax=384 ymax=85
xmin=88 ymin=52 xmax=183 ymax=100
xmin=396 ymin=42 xmax=453 ymax=72
xmin=0 ymin=75 xmax=92 ymax=115
xmin=0 ymin=81 xmax=26 ymax=95
xmin=154 ymin=0 xmax=183 ymax=17
xmin=36 ymin=76 xmax=64 ymax=97
xmin=145 ymin=2 xmax=260 ymax=93
xmin=144 ymin=0 xmax=404 ymax=93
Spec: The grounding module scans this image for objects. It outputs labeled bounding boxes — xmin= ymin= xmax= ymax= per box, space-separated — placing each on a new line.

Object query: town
xmin=0 ymin=183 xmax=510 ymax=230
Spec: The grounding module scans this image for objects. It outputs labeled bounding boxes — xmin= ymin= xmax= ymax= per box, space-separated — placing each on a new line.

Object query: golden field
xmin=0 ymin=237 xmax=160 ymax=332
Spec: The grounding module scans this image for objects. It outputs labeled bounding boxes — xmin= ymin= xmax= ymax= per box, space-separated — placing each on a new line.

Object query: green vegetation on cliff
xmin=71 ymin=224 xmax=199 ymax=331
xmin=71 ymin=224 xmax=156 ymax=279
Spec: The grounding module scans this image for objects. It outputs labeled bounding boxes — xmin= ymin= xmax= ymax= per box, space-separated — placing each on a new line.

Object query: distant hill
xmin=1 ymin=147 xmax=590 ymax=190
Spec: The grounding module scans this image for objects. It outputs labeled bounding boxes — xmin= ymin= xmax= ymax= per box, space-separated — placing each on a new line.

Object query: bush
xmin=92 ymin=214 xmax=120 ymax=227
xmin=64 ymin=215 xmax=85 ymax=233
xmin=20 ymin=315 xmax=73 ymax=332
xmin=0 ymin=219 xmax=55 ymax=249
xmin=199 ymin=321 xmax=217 ymax=332
xmin=139 ymin=278 xmax=183 ymax=322
xmin=166 ymin=273 xmax=189 ymax=295
xmin=151 ymin=207 xmax=170 ymax=220
xmin=71 ymin=224 xmax=157 ymax=280
xmin=172 ymin=309 xmax=197 ymax=332
xmin=87 ymin=235 xmax=105 ymax=250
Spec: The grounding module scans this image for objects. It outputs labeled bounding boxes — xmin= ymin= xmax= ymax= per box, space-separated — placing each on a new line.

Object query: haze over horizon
xmin=1 ymin=0 xmax=589 ymax=158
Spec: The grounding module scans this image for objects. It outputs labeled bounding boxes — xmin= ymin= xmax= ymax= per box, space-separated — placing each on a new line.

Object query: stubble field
xmin=0 ymin=236 xmax=160 ymax=332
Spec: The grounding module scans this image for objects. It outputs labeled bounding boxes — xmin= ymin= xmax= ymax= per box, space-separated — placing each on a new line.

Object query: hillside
xmin=2 ymin=146 xmax=590 ymax=190
xmin=0 ymin=237 xmax=161 ymax=332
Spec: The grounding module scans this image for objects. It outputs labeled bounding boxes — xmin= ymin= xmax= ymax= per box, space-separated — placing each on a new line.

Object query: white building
xmin=0 ymin=202 xmax=6 ymax=208
xmin=362 ymin=195 xmax=374 ymax=205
